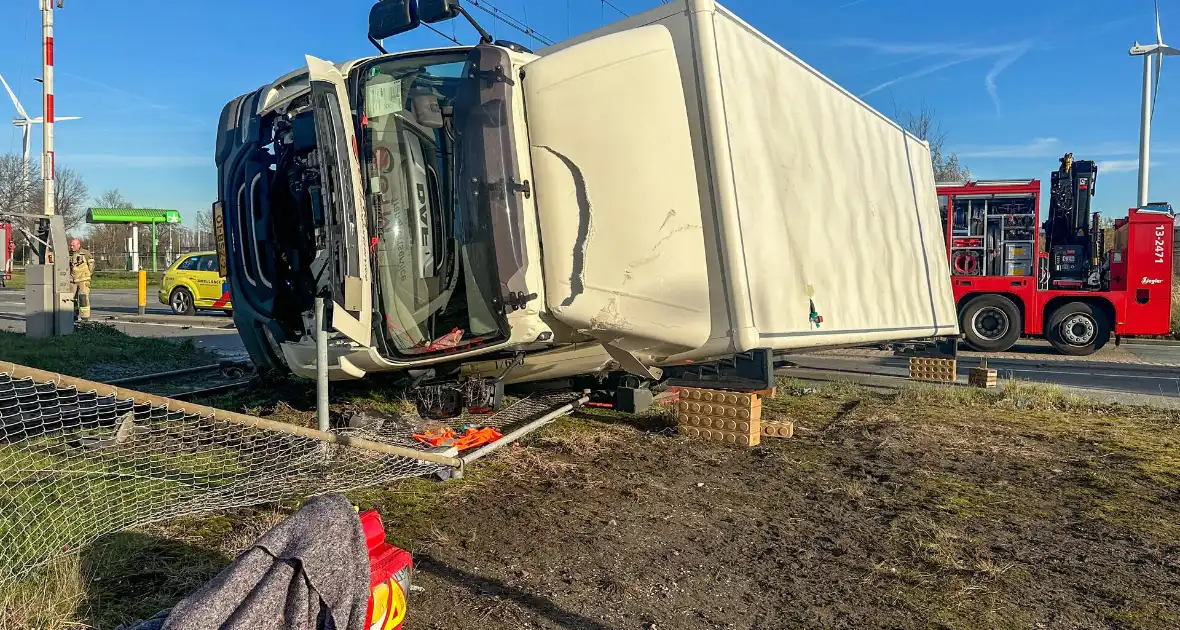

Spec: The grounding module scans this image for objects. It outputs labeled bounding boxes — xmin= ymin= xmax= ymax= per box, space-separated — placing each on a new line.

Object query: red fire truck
xmin=936 ymin=154 xmax=1174 ymax=356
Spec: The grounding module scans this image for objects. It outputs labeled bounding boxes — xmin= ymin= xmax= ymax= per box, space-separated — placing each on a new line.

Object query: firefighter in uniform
xmin=69 ymin=238 xmax=95 ymax=320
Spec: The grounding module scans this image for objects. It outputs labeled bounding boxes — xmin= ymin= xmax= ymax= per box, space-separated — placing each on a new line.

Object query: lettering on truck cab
xmin=1156 ymin=225 xmax=1167 ymax=264
xmin=1142 ymin=277 xmax=1164 ymax=285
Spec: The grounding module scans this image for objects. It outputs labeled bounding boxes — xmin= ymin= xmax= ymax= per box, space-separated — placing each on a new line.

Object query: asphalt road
xmin=0 ymin=288 xmax=248 ymax=358
xmin=4 ymin=287 xmax=1180 ymax=399
xmin=788 ymin=350 xmax=1180 ymax=400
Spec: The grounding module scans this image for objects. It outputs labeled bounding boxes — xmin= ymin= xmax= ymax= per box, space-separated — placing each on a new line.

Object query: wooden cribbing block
xmin=908 ymin=357 xmax=957 ymax=383
xmin=675 ymin=388 xmax=760 ymax=447
xmin=968 ymin=367 xmax=998 ymax=389
xmin=761 ymin=420 xmax=794 ymax=439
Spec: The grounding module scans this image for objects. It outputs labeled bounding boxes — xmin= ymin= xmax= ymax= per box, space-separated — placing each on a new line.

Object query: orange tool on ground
xmin=412 ymin=426 xmax=502 ymax=451
xmin=412 ymin=427 xmax=456 ymax=447
xmin=451 ymin=427 xmax=503 ymax=450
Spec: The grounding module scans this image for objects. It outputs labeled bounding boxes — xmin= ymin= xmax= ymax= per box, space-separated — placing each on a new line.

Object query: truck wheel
xmin=1047 ymin=302 xmax=1109 ymax=356
xmin=169 ymin=287 xmax=196 ymax=316
xmin=960 ymin=295 xmax=1021 ymax=353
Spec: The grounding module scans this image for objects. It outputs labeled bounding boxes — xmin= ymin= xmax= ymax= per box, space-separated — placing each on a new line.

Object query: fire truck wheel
xmin=960 ymin=295 xmax=1021 ymax=353
xmin=1047 ymin=302 xmax=1109 ymax=356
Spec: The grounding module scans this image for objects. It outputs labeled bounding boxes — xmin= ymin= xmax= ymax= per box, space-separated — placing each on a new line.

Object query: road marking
xmin=108 ymin=320 xmax=236 ymax=333
xmin=0 ymin=311 xmax=233 ymax=333
xmin=995 ymin=367 xmax=1178 ymax=381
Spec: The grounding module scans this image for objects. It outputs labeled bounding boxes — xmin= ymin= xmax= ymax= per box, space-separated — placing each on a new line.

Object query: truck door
xmin=305 ymin=55 xmax=373 ymax=347
xmin=194 ymin=253 xmax=224 ymax=302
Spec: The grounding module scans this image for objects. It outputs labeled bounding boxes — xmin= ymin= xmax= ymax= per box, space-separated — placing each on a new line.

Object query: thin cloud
xmin=838 ymin=0 xmax=872 ymax=8
xmin=67 ymin=154 xmax=209 ymax=168
xmin=862 ymin=57 xmax=976 ymax=96
xmin=839 ymin=38 xmax=1034 ymax=113
xmin=836 ymin=38 xmax=1028 ymax=58
xmin=1097 ymin=160 xmax=1148 ymax=173
xmin=59 ymin=71 xmax=205 ymax=126
xmin=957 ymin=138 xmax=1062 ymax=158
xmin=957 ymin=139 xmax=1180 ymax=159
xmin=59 ymin=72 xmax=170 ymax=111
xmin=985 ymin=42 xmax=1033 ymax=116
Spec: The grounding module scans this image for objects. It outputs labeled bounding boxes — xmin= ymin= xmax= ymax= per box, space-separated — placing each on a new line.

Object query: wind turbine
xmin=0 ymin=72 xmax=80 ymax=184
xmin=1130 ymin=0 xmax=1180 ymax=208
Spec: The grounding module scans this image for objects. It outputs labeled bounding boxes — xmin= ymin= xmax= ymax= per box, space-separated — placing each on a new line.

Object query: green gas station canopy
xmin=87 ymin=208 xmax=182 ymax=224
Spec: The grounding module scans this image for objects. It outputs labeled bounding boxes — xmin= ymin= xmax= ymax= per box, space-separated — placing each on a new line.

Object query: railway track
xmin=105 ymin=360 xmax=257 ymax=399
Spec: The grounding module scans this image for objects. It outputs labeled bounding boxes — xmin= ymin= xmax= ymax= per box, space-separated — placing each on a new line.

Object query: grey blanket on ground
xmin=117 ymin=494 xmax=371 ymax=630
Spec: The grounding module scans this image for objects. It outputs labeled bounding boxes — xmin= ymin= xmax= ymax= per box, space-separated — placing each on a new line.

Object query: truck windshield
xmin=356 ymin=52 xmax=507 ymax=355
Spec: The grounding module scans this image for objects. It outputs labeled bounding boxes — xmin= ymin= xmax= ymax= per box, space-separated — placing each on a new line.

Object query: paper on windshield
xmin=365 ymin=79 xmax=403 ymax=118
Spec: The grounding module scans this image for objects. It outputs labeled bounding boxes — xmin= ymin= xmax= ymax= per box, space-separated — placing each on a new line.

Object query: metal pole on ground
xmin=461 ymin=393 xmax=590 ymax=464
xmin=314 ymin=295 xmax=329 ymax=433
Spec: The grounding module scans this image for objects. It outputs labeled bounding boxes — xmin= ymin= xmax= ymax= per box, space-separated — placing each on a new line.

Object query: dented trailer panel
xmin=533 ymin=0 xmax=958 ymax=363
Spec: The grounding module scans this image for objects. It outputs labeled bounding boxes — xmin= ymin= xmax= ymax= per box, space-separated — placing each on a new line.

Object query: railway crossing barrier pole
xmin=314 ymin=295 xmax=330 ymax=433
xmin=137 ymin=270 xmax=146 ymax=315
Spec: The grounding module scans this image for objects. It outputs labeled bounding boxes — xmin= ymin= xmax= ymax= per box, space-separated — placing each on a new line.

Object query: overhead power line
xmin=467 ymin=0 xmax=556 ymax=46
xmin=594 ymin=0 xmax=630 ymax=17
xmin=424 ymin=23 xmax=462 ymax=46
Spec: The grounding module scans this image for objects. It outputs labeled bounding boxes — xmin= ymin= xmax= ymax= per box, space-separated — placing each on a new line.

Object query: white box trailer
xmin=525 ymin=0 xmax=958 ymax=364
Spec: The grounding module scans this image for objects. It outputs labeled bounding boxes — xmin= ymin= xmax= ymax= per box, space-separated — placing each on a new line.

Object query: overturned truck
xmin=213 ymin=0 xmax=958 ymax=416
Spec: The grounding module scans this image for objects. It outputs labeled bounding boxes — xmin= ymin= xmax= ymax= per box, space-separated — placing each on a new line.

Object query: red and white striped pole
xmin=41 ymin=0 xmax=56 ymax=224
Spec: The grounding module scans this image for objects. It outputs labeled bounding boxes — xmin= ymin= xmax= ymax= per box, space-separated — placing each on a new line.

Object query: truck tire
xmin=1046 ymin=302 xmax=1109 ymax=356
xmin=233 ymin=321 xmax=288 ymax=375
xmin=960 ymin=295 xmax=1021 ymax=353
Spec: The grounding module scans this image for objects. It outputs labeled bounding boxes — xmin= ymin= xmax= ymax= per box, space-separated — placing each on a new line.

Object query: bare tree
xmin=94 ymin=188 xmax=133 ymax=210
xmin=194 ymin=207 xmax=214 ymax=250
xmin=85 ymin=190 xmax=136 ymax=269
xmin=0 ymin=154 xmax=42 ymax=264
xmin=86 ymin=223 xmax=129 ymax=270
xmin=0 ymin=154 xmax=39 ymax=218
xmin=898 ymin=105 xmax=971 ymax=183
xmin=50 ymin=167 xmax=89 ymax=233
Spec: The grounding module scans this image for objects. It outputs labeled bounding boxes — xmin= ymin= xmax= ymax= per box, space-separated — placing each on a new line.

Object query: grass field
xmin=0 ymin=322 xmax=216 ymax=380
xmin=2 ymin=377 xmax=1179 ymax=629
xmin=4 ymin=270 xmax=159 ymax=291
xmin=1172 ymin=281 xmax=1180 ymax=338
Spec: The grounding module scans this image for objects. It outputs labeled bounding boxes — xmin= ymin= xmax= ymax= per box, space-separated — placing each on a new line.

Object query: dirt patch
xmin=394 ymin=387 xmax=1180 ymax=630
xmin=11 ymin=382 xmax=1180 ymax=629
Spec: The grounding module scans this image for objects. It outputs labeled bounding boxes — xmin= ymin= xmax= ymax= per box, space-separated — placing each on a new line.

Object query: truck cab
xmin=215 ymin=45 xmax=559 ymax=384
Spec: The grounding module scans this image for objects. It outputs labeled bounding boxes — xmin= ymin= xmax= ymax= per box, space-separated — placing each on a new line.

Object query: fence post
xmin=314 ymin=295 xmax=329 ymax=433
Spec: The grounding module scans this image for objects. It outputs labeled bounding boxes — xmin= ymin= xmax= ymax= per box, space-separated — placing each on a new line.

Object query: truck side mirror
xmin=368 ymin=0 xmax=420 ymax=40
xmin=420 ymin=0 xmax=462 ymax=23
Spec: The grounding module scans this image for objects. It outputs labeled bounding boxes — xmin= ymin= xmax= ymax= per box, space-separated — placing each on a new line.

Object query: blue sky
xmin=0 ymin=0 xmax=1175 ymax=227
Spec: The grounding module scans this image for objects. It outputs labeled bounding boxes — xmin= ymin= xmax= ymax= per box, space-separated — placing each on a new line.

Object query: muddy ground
xmin=12 ymin=380 xmax=1180 ymax=629
xmin=382 ymin=385 xmax=1180 ymax=630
